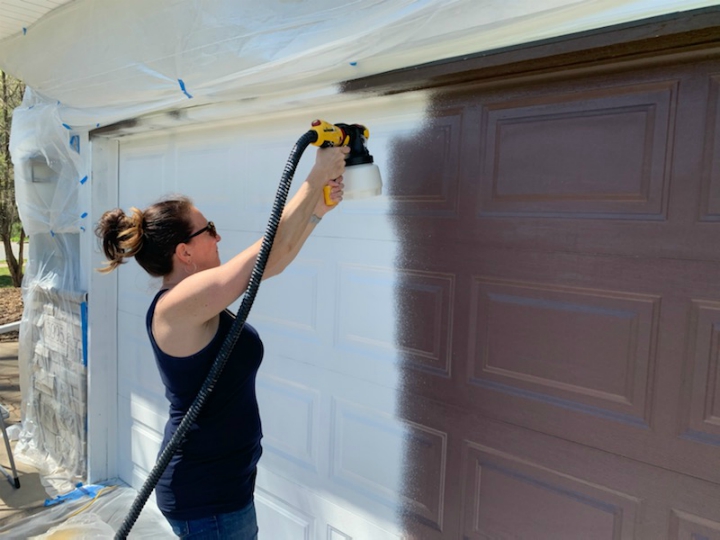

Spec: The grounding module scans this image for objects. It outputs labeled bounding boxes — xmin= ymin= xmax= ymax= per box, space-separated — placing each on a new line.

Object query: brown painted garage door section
xmin=388 ymin=22 xmax=720 ymax=540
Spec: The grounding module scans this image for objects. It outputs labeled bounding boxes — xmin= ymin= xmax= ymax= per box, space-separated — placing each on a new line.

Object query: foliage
xmin=10 ymin=222 xmax=23 ymax=242
xmin=0 ymin=264 xmax=23 ymax=288
xmin=0 ymin=71 xmax=25 ymax=287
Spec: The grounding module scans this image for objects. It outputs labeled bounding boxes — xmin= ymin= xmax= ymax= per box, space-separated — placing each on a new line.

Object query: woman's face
xmin=184 ymin=206 xmax=222 ymax=271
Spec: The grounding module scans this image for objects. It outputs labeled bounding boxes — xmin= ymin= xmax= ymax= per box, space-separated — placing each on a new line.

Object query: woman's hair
xmin=95 ymin=196 xmax=195 ymax=277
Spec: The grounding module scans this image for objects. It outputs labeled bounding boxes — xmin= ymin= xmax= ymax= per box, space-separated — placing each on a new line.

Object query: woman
xmin=95 ymin=146 xmax=348 ymax=539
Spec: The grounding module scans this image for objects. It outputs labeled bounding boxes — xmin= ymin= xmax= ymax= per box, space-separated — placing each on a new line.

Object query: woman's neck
xmin=162 ymin=273 xmax=186 ymax=290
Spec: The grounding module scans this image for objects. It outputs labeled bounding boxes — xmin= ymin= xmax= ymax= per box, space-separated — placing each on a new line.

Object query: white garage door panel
xmin=335 ymin=262 xmax=402 ymax=366
xmin=117 ymin=395 xmax=164 ymax=487
xmin=118 ymin=143 xmax=172 ymax=205
xmin=251 ymin=236 xmax=403 ymax=389
xmin=257 ymin=353 xmax=410 ymax=529
xmin=257 ymin=467 xmax=403 ymax=540
xmin=256 ymin=487 xmax=315 ymax=540
xmin=115 ymin=99 xmax=429 ymax=537
xmin=257 ymin=373 xmax=321 ymax=472
xmin=251 ymin=257 xmax=325 ymax=344
xmin=330 ymin=398 xmax=407 ymax=504
xmin=175 ymin=144 xmax=232 ymax=188
xmin=175 ymin=138 xmax=254 ymax=224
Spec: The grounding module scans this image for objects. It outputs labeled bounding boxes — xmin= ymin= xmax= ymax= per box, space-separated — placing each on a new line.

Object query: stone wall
xmin=18 ymin=287 xmax=87 ymax=485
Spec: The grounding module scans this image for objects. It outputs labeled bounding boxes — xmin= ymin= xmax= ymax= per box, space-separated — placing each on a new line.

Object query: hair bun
xmin=95 ymin=207 xmax=145 ymax=273
xmin=128 ymin=207 xmax=145 ymax=238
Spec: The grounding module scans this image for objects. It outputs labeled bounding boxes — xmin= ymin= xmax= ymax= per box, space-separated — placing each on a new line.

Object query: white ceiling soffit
xmin=0 ymin=0 xmax=73 ymax=43
xmin=0 ymin=0 xmax=718 ymax=129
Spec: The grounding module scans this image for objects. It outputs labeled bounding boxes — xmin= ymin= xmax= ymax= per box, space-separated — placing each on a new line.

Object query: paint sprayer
xmin=308 ymin=119 xmax=382 ymax=203
xmin=115 ymin=120 xmax=382 ymax=538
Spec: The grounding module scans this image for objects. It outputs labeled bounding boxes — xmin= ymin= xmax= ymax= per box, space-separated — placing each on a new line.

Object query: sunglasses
xmin=183 ymin=221 xmax=217 ymax=243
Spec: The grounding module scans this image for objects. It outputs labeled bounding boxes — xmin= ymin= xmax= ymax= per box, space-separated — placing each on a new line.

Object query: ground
xmin=0 ymin=288 xmax=22 ymax=342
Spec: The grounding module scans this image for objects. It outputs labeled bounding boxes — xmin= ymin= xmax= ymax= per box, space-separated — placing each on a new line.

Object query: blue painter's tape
xmin=80 ymin=212 xmax=88 ymax=219
xmin=349 ymin=61 xmax=358 ymax=66
xmin=50 ymin=230 xmax=55 ymax=237
xmin=22 ymin=28 xmax=26 ymax=35
xmin=80 ymin=226 xmax=86 ymax=233
xmin=178 ymin=79 xmax=193 ymax=99
xmin=28 ymin=105 xmax=34 ymax=110
xmin=79 ymin=176 xmax=88 ymax=185
xmin=62 ymin=123 xmax=71 ymax=130
xmin=81 ymin=302 xmax=88 ymax=366
xmin=70 ymin=135 xmax=80 ymax=153
xmin=96 ymin=123 xmax=100 ymax=128
xmin=44 ymin=483 xmax=104 ymax=507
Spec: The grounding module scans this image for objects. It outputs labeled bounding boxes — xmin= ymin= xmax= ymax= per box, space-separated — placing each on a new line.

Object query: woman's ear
xmin=174 ymin=242 xmax=192 ymax=265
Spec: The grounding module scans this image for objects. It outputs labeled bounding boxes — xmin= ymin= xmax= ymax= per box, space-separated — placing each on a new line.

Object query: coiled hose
xmin=115 ymin=129 xmax=318 ymax=539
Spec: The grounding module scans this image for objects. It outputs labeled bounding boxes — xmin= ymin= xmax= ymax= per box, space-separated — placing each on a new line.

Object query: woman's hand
xmin=314 ymin=177 xmax=344 ymax=218
xmin=308 ymin=147 xmax=349 ymax=189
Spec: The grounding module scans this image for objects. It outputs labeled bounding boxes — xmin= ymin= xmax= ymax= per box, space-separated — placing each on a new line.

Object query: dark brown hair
xmin=95 ymin=196 xmax=194 ymax=277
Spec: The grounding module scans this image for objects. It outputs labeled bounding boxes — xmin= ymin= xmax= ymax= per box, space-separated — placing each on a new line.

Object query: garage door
xmin=114 ymin=102 xmax=428 ymax=538
xmin=113 ymin=51 xmax=720 ymax=539
xmin=391 ymin=53 xmax=720 ymax=538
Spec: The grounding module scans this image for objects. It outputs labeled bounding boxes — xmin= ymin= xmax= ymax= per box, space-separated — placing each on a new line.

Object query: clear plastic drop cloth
xmin=0 ymin=484 xmax=174 ymax=539
xmin=9 ymin=87 xmax=89 ymax=496
xmin=0 ymin=0 xmax=714 ymax=129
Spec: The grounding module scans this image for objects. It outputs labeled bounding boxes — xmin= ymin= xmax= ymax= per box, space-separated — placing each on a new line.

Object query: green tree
xmin=0 ymin=71 xmax=25 ymax=287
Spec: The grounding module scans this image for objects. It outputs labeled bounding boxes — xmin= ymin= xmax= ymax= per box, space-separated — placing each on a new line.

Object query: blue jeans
xmin=166 ymin=500 xmax=258 ymax=539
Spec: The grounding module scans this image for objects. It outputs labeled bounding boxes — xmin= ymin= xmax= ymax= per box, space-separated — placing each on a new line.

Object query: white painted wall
xmin=91 ymin=94 xmax=430 ymax=538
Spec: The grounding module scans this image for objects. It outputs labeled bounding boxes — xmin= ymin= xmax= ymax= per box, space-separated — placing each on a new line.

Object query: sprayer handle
xmin=323 ymin=185 xmax=337 ymax=207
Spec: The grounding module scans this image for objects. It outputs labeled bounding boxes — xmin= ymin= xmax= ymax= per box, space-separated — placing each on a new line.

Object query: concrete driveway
xmin=0 ymin=341 xmax=46 ymax=526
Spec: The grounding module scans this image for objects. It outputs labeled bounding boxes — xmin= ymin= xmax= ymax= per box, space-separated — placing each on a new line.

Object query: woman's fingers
xmin=316 ymin=147 xmax=349 ymax=180
xmin=326 ymin=177 xmax=344 ymax=202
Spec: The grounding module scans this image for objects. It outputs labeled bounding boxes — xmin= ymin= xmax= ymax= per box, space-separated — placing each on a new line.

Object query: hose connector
xmin=309 ymin=119 xmax=348 ymax=147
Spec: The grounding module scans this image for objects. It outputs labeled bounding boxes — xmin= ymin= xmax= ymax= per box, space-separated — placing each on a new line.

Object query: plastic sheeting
xmin=0 ymin=484 xmax=174 ymax=539
xmin=9 ymin=89 xmax=89 ymax=496
xmin=0 ymin=0 xmax=716 ymax=499
xmin=1 ymin=0 xmax=717 ymax=129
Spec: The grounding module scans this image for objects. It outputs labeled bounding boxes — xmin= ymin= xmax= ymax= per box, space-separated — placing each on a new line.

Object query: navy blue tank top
xmin=146 ymin=290 xmax=264 ymax=520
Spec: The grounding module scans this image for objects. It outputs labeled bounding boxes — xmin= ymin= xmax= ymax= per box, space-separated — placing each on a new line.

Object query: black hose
xmin=115 ymin=130 xmax=318 ymax=539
